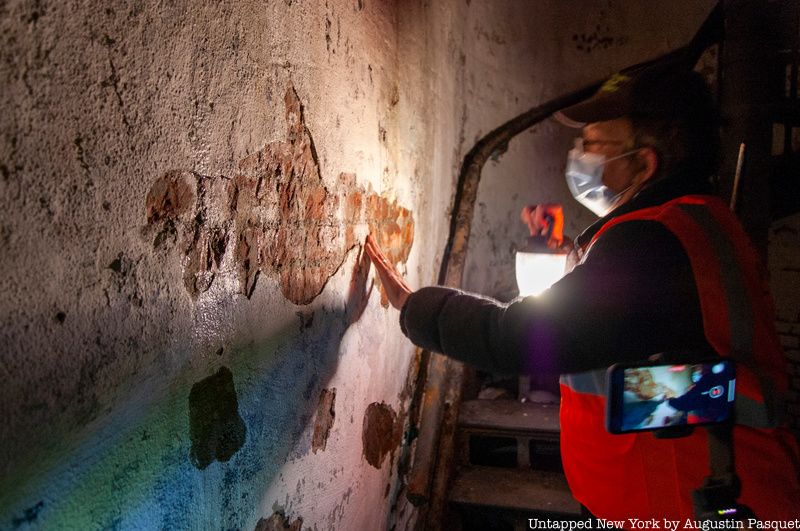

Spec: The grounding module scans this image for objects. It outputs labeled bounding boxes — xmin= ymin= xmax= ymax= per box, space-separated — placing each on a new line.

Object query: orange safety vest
xmin=559 ymin=195 xmax=800 ymax=521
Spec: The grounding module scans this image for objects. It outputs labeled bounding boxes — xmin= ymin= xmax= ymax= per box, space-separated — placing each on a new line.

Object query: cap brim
xmin=551 ymin=111 xmax=586 ymax=129
xmin=554 ymin=60 xmax=697 ymax=127
xmin=556 ymin=89 xmax=633 ymax=126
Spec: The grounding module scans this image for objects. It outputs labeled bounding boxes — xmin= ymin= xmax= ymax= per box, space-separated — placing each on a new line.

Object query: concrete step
xmin=448 ymin=465 xmax=581 ymax=516
xmin=458 ymin=399 xmax=560 ymax=441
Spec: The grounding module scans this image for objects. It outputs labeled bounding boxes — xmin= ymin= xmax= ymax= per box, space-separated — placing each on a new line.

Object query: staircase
xmin=444 ymin=394 xmax=582 ymax=530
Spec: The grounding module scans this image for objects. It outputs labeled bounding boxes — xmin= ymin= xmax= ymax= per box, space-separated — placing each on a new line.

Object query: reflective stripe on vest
xmin=560 ymin=370 xmax=606 ymax=396
xmin=677 ymin=203 xmax=781 ymax=428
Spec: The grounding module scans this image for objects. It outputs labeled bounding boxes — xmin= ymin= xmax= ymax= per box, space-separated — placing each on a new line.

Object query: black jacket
xmin=400 ymin=174 xmax=715 ymax=375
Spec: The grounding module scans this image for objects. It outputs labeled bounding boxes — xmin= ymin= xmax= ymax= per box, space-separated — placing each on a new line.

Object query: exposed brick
xmin=145 ymin=171 xmax=197 ymax=224
xmin=145 ymin=85 xmax=414 ymax=304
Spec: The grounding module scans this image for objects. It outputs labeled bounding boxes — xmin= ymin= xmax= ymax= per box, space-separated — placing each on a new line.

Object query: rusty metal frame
xmin=405 ymin=82 xmax=600 ymax=526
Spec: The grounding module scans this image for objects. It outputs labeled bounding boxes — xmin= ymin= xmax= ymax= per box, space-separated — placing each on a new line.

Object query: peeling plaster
xmin=361 ymin=402 xmax=402 ymax=469
xmin=312 ymin=388 xmax=336 ymax=453
xmin=145 ymin=86 xmax=415 ymax=305
xmin=254 ymin=511 xmax=303 ymax=531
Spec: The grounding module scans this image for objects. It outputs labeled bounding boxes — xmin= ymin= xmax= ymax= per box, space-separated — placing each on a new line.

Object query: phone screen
xmin=606 ymin=359 xmax=735 ymax=434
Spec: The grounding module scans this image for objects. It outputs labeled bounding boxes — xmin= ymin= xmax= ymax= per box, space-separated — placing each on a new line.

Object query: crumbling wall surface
xmin=460 ymin=1 xmax=717 ymax=299
xmin=0 ymin=0 xmax=448 ymax=529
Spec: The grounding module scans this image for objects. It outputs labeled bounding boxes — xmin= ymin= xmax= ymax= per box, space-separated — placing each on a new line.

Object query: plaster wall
xmin=1 ymin=1 xmax=717 ymax=530
xmin=1 ymin=1 xmax=451 ymax=529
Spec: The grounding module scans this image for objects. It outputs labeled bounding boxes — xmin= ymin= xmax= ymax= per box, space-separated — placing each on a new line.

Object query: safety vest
xmin=559 ymin=195 xmax=800 ymax=521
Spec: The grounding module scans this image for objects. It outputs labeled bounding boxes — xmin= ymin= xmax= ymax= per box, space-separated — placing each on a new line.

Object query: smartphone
xmin=606 ymin=359 xmax=736 ymax=434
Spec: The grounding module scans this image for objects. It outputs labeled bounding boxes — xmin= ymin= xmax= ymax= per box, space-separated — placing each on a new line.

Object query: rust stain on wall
xmin=312 ymin=388 xmax=336 ymax=453
xmin=145 ymin=86 xmax=414 ymax=305
xmin=361 ymin=402 xmax=402 ymax=469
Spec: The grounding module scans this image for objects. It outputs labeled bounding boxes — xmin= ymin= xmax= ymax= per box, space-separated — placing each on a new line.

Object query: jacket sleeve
xmin=399 ymin=220 xmax=707 ymax=375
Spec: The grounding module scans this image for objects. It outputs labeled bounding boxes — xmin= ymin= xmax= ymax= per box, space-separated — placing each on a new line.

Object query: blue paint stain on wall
xmin=1 ymin=302 xmax=358 ymax=531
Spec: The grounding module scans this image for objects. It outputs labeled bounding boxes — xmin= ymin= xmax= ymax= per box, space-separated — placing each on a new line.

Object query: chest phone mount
xmin=605 ymin=351 xmax=755 ymax=521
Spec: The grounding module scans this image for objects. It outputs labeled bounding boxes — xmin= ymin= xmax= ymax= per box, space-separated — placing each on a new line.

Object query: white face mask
xmin=565 ymin=138 xmax=639 ymax=217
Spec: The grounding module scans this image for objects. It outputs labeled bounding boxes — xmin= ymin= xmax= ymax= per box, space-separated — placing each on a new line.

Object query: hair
xmin=628 ymin=70 xmax=721 ymax=184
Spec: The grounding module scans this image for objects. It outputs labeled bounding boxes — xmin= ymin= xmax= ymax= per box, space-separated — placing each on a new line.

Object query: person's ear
xmin=633 ymin=146 xmax=658 ymax=184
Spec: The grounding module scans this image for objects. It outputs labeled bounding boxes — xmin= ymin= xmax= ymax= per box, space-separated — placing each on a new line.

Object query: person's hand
xmin=520 ymin=203 xmax=564 ymax=248
xmin=364 ymin=233 xmax=413 ymax=310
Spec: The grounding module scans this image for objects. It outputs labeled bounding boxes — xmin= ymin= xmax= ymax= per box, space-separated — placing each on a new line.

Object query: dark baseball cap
xmin=554 ymin=63 xmax=712 ymax=128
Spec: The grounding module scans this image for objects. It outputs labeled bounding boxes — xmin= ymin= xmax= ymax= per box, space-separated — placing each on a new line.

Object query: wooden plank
xmin=449 ymin=466 xmax=581 ymax=515
xmin=458 ymin=400 xmax=560 ymax=437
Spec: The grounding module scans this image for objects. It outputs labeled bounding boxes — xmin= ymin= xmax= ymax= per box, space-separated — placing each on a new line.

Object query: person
xmin=667 ymin=362 xmax=733 ymax=424
xmin=364 ymin=64 xmax=800 ymax=521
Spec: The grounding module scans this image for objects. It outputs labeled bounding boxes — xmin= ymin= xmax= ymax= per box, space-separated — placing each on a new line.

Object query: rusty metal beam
xmin=407 ymin=83 xmax=600 ymax=529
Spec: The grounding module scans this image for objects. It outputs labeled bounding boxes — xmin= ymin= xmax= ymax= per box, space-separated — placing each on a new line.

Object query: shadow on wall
xmin=2 ymin=86 xmax=414 ymax=530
